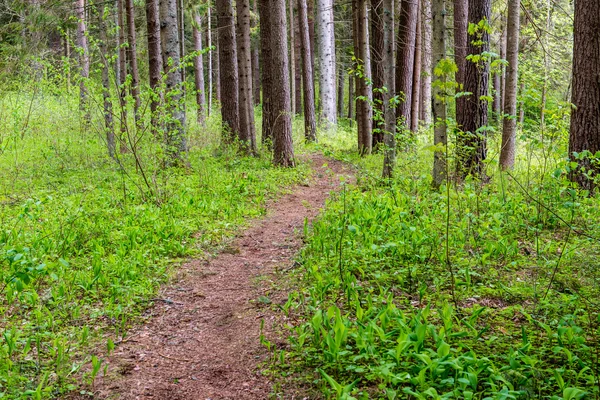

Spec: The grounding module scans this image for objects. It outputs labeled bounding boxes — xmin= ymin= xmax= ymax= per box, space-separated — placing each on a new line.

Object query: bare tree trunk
xmin=298 ymin=0 xmax=317 ymax=141
xmin=75 ymin=0 xmax=90 ymax=119
xmin=65 ymin=27 xmax=71 ymax=91
xmin=499 ymin=0 xmax=519 ymax=170
xmin=395 ymin=0 xmax=418 ymax=134
xmin=258 ymin=0 xmax=274 ymax=144
xmin=214 ymin=30 xmax=221 ymax=102
xmin=420 ymin=0 xmax=432 ymax=126
xmin=410 ymin=0 xmax=422 ymax=133
xmin=347 ymin=70 xmax=354 ymax=120
xmin=381 ymin=0 xmax=395 ymax=178
xmin=216 ymin=0 xmax=240 ymax=141
xmin=371 ymin=0 xmax=385 ymax=146
xmin=193 ymin=10 xmax=206 ymax=125
xmin=307 ymin=0 xmax=315 ymax=75
xmin=177 ymin=0 xmax=186 ymax=86
xmin=500 ymin=19 xmax=507 ymax=110
xmin=539 ymin=0 xmax=551 ymax=128
xmin=251 ymin=0 xmax=261 ymax=105
xmin=568 ymin=0 xmax=600 ymax=190
xmin=337 ymin=67 xmax=344 ymax=118
xmin=117 ymin=0 xmax=128 ymax=152
xmin=294 ymin=8 xmax=303 ymax=114
xmin=431 ymin=0 xmax=447 ymax=188
xmin=454 ymin=0 xmax=468 ymax=131
xmin=146 ymin=0 xmax=163 ymax=132
xmin=207 ymin=6 xmax=213 ymax=114
xmin=317 ymin=0 xmax=336 ymax=126
xmin=289 ymin=0 xmax=296 ymax=115
xmin=353 ymin=0 xmax=372 ymax=154
xmin=237 ymin=0 xmax=257 ymax=152
xmin=99 ymin=7 xmax=115 ymax=157
xmin=125 ymin=0 xmax=141 ymax=121
xmin=457 ymin=0 xmax=490 ymax=179
xmin=160 ymin=0 xmax=187 ymax=160
xmin=271 ymin=0 xmax=295 ymax=165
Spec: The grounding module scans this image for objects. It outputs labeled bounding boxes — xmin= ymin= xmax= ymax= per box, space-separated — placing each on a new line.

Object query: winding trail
xmin=96 ymin=154 xmax=351 ymax=399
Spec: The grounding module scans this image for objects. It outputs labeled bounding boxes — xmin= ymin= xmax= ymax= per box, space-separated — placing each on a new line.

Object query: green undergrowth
xmin=0 ymin=90 xmax=309 ymax=398
xmin=269 ymin=125 xmax=600 ymax=399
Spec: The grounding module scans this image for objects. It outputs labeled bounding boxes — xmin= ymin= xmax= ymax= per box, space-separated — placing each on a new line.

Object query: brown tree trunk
xmin=117 ymin=0 xmax=128 ymax=153
xmin=289 ymin=0 xmax=296 ymax=115
xmin=395 ymin=0 xmax=418 ymax=134
xmin=237 ymin=0 xmax=257 ymax=152
xmin=216 ymin=0 xmax=240 ymax=141
xmin=193 ymin=11 xmax=206 ymax=125
xmin=568 ymin=0 xmax=600 ymax=190
xmin=99 ymin=7 xmax=115 ymax=157
xmin=454 ymin=0 xmax=468 ymax=132
xmin=337 ymin=67 xmax=344 ymax=118
xmin=214 ymin=30 xmax=221 ymax=102
xmin=207 ymin=6 xmax=213 ymax=114
xmin=146 ymin=0 xmax=163 ymax=132
xmin=294 ymin=7 xmax=303 ymax=114
xmin=431 ymin=0 xmax=447 ymax=188
xmin=259 ymin=0 xmax=274 ymax=144
xmin=177 ymin=0 xmax=185 ymax=86
xmin=125 ymin=0 xmax=141 ymax=121
xmin=457 ymin=0 xmax=490 ymax=179
xmin=353 ymin=0 xmax=372 ymax=154
xmin=347 ymin=69 xmax=354 ymax=120
xmin=307 ymin=0 xmax=315 ymax=74
xmin=298 ymin=0 xmax=317 ymax=141
xmin=271 ymin=0 xmax=295 ymax=166
xmin=410 ymin=0 xmax=422 ymax=133
xmin=499 ymin=0 xmax=519 ymax=170
xmin=420 ymin=0 xmax=432 ymax=126
xmin=371 ymin=0 xmax=385 ymax=146
xmin=251 ymin=0 xmax=261 ymax=105
xmin=160 ymin=0 xmax=187 ymax=160
xmin=381 ymin=0 xmax=395 ymax=178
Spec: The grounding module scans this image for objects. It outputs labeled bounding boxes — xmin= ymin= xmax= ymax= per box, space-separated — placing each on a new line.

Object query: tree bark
xmin=410 ymin=0 xmax=422 ymax=133
xmin=568 ymin=0 xmax=600 ymax=190
xmin=258 ymin=0 xmax=274 ymax=144
xmin=420 ymin=0 xmax=432 ymax=126
xmin=337 ymin=67 xmax=344 ymax=118
xmin=214 ymin=28 xmax=221 ymax=102
xmin=431 ymin=0 xmax=447 ymax=188
xmin=177 ymin=0 xmax=185 ymax=86
xmin=381 ymin=0 xmax=395 ymax=178
xmin=125 ymin=0 xmax=141 ymax=121
xmin=454 ymin=0 xmax=468 ymax=132
xmin=216 ymin=0 xmax=240 ymax=141
xmin=347 ymin=69 xmax=354 ymax=120
xmin=353 ymin=0 xmax=372 ymax=154
xmin=271 ymin=0 xmax=295 ymax=166
xmin=99 ymin=6 xmax=115 ymax=158
xmin=251 ymin=0 xmax=261 ymax=105
xmin=117 ymin=0 xmax=128 ymax=152
xmin=193 ymin=11 xmax=206 ymax=125
xmin=307 ymin=0 xmax=315 ymax=75
xmin=146 ymin=0 xmax=163 ymax=132
xmin=207 ymin=6 xmax=213 ymax=114
xmin=298 ymin=0 xmax=317 ymax=141
xmin=316 ymin=0 xmax=336 ymax=126
xmin=75 ymin=0 xmax=89 ymax=118
xmin=160 ymin=0 xmax=187 ymax=160
xmin=457 ymin=0 xmax=490 ymax=179
xmin=499 ymin=0 xmax=519 ymax=170
xmin=289 ymin=0 xmax=296 ymax=115
xmin=371 ymin=0 xmax=385 ymax=146
xmin=395 ymin=0 xmax=418 ymax=134
xmin=236 ymin=0 xmax=257 ymax=152
xmin=294 ymin=6 xmax=303 ymax=114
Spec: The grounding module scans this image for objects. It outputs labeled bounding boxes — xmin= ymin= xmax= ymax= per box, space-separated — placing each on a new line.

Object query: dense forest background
xmin=0 ymin=0 xmax=599 ymax=397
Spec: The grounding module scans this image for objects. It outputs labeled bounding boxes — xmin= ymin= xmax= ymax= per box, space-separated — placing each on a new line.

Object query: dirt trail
xmin=96 ymin=154 xmax=351 ymax=399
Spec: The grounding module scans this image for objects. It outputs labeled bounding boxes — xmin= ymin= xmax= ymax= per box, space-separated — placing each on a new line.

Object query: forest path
xmin=96 ymin=153 xmax=352 ymax=399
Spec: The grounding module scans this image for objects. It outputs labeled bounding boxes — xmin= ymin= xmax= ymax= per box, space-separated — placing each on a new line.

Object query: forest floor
xmin=92 ymin=153 xmax=352 ymax=399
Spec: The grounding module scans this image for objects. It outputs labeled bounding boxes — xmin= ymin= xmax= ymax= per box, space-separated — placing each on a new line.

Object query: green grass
xmin=272 ymin=127 xmax=600 ymax=399
xmin=0 ymin=89 xmax=310 ymax=398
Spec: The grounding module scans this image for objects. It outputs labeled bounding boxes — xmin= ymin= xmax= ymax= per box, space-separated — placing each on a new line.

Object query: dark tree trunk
xmin=371 ymin=0 xmax=385 ymax=146
xmin=251 ymin=0 xmax=261 ymax=105
xmin=214 ymin=30 xmax=221 ymax=102
xmin=75 ymin=0 xmax=90 ymax=120
xmin=457 ymin=0 xmax=491 ymax=180
xmin=353 ymin=0 xmax=372 ymax=155
xmin=259 ymin=0 xmax=274 ymax=144
xmin=237 ymin=0 xmax=257 ymax=152
xmin=294 ymin=7 xmax=303 ymax=115
xmin=568 ymin=0 xmax=600 ymax=190
xmin=306 ymin=0 xmax=315 ymax=74
xmin=125 ymin=0 xmax=141 ymax=121
xmin=381 ymin=0 xmax=395 ymax=178
xmin=207 ymin=6 xmax=213 ymax=114
xmin=347 ymin=69 xmax=354 ymax=120
xmin=454 ymin=0 xmax=468 ymax=132
xmin=216 ymin=0 xmax=240 ymax=141
xmin=337 ymin=67 xmax=344 ymax=118
xmin=431 ymin=0 xmax=447 ymax=188
xmin=146 ymin=0 xmax=163 ymax=132
xmin=99 ymin=6 xmax=115 ymax=157
xmin=117 ymin=0 xmax=129 ymax=153
xmin=298 ymin=0 xmax=317 ymax=141
xmin=271 ymin=0 xmax=295 ymax=166
xmin=395 ymin=0 xmax=418 ymax=133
